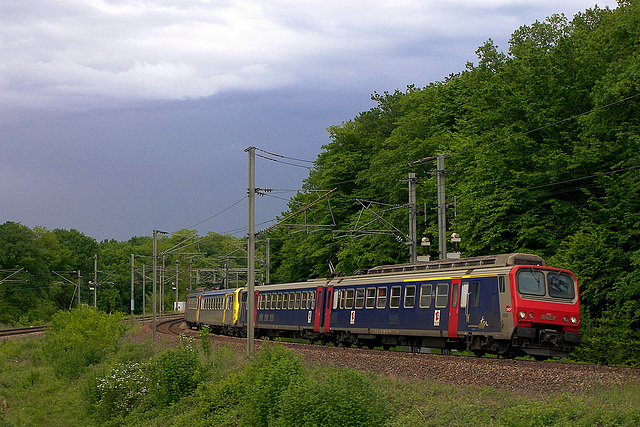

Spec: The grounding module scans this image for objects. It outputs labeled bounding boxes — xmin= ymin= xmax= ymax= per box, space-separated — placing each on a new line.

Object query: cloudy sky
xmin=1 ymin=0 xmax=616 ymax=241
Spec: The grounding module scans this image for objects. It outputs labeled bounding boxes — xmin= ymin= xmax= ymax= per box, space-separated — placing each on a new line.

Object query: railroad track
xmin=0 ymin=326 xmax=45 ymax=340
xmin=155 ymin=315 xmax=188 ymax=336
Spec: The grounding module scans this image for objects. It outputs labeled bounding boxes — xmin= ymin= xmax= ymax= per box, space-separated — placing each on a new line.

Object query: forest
xmin=1 ymin=1 xmax=639 ymax=365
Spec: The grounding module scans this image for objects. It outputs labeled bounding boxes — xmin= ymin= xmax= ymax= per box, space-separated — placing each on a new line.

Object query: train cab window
xmin=289 ymin=292 xmax=295 ymax=309
xmin=499 ymin=276 xmax=506 ymax=293
xmin=345 ymin=289 xmax=354 ymax=309
xmin=435 ymin=283 xmax=449 ymax=308
xmin=390 ymin=286 xmax=401 ymax=309
xmin=404 ymin=285 xmax=416 ymax=308
xmin=365 ymin=288 xmax=376 ymax=309
xmin=517 ymin=269 xmax=546 ymax=296
xmin=376 ymin=287 xmax=387 ymax=309
xmin=355 ymin=288 xmax=365 ymax=309
xmin=548 ymin=272 xmax=576 ymax=299
xmin=295 ymin=292 xmax=301 ymax=309
xmin=419 ymin=284 xmax=432 ymax=308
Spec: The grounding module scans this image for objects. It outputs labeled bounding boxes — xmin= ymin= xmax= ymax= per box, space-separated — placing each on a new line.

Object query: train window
xmin=339 ymin=289 xmax=345 ymax=309
xmin=316 ymin=290 xmax=322 ymax=310
xmin=404 ymin=285 xmax=416 ymax=308
xmin=451 ymin=283 xmax=459 ymax=308
xmin=295 ymin=292 xmax=301 ymax=309
xmin=311 ymin=291 xmax=316 ymax=310
xmin=499 ymin=276 xmax=506 ymax=293
xmin=419 ymin=284 xmax=432 ymax=308
xmin=282 ymin=293 xmax=289 ymax=310
xmin=517 ymin=269 xmax=545 ymax=296
xmin=289 ymin=292 xmax=295 ymax=309
xmin=345 ymin=289 xmax=355 ymax=309
xmin=301 ymin=292 xmax=308 ymax=309
xmin=548 ymin=272 xmax=575 ymax=299
xmin=376 ymin=287 xmax=387 ymax=309
xmin=435 ymin=283 xmax=449 ymax=308
xmin=470 ymin=281 xmax=480 ymax=308
xmin=390 ymin=286 xmax=401 ymax=309
xmin=271 ymin=294 xmax=277 ymax=310
xmin=365 ymin=288 xmax=376 ymax=309
xmin=274 ymin=293 xmax=280 ymax=310
xmin=355 ymin=288 xmax=365 ymax=309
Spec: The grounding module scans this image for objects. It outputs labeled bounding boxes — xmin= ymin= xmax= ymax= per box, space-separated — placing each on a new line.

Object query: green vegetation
xmin=1 ymin=319 xmax=639 ymax=426
xmin=2 ymin=2 xmax=640 ymax=366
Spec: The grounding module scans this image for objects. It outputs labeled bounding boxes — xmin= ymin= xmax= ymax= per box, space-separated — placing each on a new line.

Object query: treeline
xmin=0 ymin=223 xmax=247 ymax=325
xmin=2 ymin=2 xmax=639 ymax=365
xmin=267 ymin=1 xmax=640 ymax=364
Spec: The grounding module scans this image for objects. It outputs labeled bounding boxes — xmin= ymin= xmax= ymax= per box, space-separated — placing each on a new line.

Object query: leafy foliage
xmin=148 ymin=337 xmax=202 ymax=405
xmin=41 ymin=308 xmax=126 ymax=378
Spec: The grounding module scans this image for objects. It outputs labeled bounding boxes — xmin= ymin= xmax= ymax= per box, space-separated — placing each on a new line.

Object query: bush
xmin=41 ymin=308 xmax=126 ymax=378
xmin=278 ymin=368 xmax=388 ymax=426
xmin=90 ymin=362 xmax=150 ymax=422
xmin=245 ymin=343 xmax=304 ymax=426
xmin=149 ymin=337 xmax=201 ymax=405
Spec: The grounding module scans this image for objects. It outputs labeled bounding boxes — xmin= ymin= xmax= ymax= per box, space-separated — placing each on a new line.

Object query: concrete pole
xmin=142 ymin=263 xmax=146 ymax=323
xmin=130 ymin=253 xmax=135 ymax=326
xmin=408 ymin=172 xmax=417 ymax=263
xmin=93 ymin=254 xmax=98 ymax=308
xmin=77 ymin=270 xmax=81 ymax=309
xmin=265 ymin=238 xmax=270 ymax=285
xmin=152 ymin=230 xmax=158 ymax=341
xmin=175 ymin=260 xmax=179 ymax=310
xmin=246 ymin=146 xmax=256 ymax=356
xmin=437 ymin=154 xmax=447 ymax=260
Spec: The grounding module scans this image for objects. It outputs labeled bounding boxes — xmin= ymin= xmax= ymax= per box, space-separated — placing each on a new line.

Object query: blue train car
xmin=254 ymin=280 xmax=324 ymax=341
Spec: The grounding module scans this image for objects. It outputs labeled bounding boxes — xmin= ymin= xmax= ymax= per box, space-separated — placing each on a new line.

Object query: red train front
xmin=507 ymin=265 xmax=581 ymax=358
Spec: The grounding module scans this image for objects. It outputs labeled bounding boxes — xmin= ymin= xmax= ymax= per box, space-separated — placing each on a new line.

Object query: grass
xmin=1 ymin=329 xmax=639 ymax=426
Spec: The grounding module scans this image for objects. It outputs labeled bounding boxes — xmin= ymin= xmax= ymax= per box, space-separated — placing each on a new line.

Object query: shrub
xmin=41 ymin=308 xmax=126 ymax=378
xmin=148 ymin=337 xmax=201 ymax=405
xmin=277 ymin=368 xmax=388 ymax=426
xmin=244 ymin=343 xmax=304 ymax=426
xmin=90 ymin=362 xmax=150 ymax=421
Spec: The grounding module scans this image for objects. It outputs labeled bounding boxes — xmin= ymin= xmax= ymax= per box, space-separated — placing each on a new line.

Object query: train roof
xmin=356 ymin=253 xmax=545 ymax=276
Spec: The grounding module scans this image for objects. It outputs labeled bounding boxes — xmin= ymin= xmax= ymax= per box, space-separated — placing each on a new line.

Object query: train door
xmin=448 ymin=278 xmax=461 ymax=338
xmin=323 ymin=286 xmax=334 ymax=333
xmin=313 ymin=286 xmax=323 ymax=332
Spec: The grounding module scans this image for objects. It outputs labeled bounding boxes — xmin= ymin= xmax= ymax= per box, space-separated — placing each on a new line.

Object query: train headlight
xmin=570 ymin=316 xmax=578 ymax=324
xmin=528 ymin=312 xmax=535 ymax=319
xmin=563 ymin=316 xmax=569 ymax=323
xmin=519 ymin=311 xmax=527 ymax=319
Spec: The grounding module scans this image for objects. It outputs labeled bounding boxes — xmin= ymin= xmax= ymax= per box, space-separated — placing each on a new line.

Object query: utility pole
xmin=152 ymin=230 xmax=169 ymax=341
xmin=246 ymin=146 xmax=256 ymax=357
xmin=437 ymin=154 xmax=447 ymax=260
xmin=130 ymin=254 xmax=135 ymax=326
xmin=161 ymin=255 xmax=165 ymax=317
xmin=142 ymin=263 xmax=146 ymax=323
xmin=265 ymin=238 xmax=270 ymax=285
xmin=174 ymin=260 xmax=179 ymax=310
xmin=77 ymin=270 xmax=81 ymax=309
xmin=408 ymin=172 xmax=417 ymax=263
xmin=93 ymin=254 xmax=98 ymax=307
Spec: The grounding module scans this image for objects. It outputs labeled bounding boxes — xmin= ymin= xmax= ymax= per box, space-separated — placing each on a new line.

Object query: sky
xmin=1 ymin=0 xmax=617 ymax=242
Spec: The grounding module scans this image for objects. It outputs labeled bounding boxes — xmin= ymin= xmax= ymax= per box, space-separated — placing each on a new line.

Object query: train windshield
xmin=516 ymin=269 xmax=576 ymax=299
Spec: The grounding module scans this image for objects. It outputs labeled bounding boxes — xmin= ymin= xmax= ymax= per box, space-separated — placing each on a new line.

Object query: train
xmin=185 ymin=253 xmax=581 ymax=359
